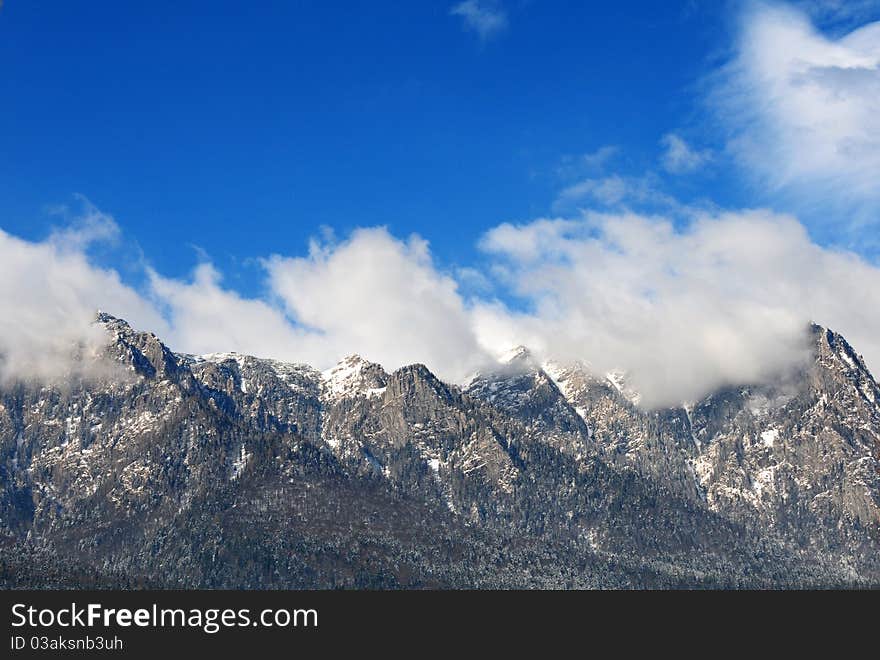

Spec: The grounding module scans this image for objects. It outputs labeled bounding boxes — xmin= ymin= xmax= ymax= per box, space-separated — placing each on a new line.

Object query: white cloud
xmin=145 ymin=228 xmax=493 ymax=383
xmin=479 ymin=217 xmax=581 ymax=262
xmin=4 ymin=200 xmax=880 ymax=411
xmin=263 ymin=227 xmax=491 ymax=382
xmin=0 ymin=208 xmax=166 ymax=383
xmin=660 ymin=133 xmax=712 ymax=174
xmin=557 ymin=176 xmax=629 ymax=207
xmin=553 ymin=174 xmax=680 ymax=211
xmin=581 ymin=145 xmax=619 ymax=170
xmin=47 ymin=195 xmax=122 ymax=250
xmin=450 ymin=1 xmax=508 ymax=41
xmin=146 ymin=262 xmax=324 ymax=365
xmin=478 ymin=209 xmax=880 ymax=407
xmin=713 ymin=2 xmax=880 ymax=232
xmin=0 ymin=213 xmax=493 ymax=385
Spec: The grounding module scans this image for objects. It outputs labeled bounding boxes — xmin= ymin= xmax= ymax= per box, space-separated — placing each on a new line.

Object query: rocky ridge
xmin=0 ymin=314 xmax=877 ymax=588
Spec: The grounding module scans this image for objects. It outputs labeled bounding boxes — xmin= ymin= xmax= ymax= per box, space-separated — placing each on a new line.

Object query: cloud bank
xmin=147 ymin=228 xmax=492 ymax=383
xmin=3 ymin=201 xmax=880 ymax=408
xmin=263 ymin=228 xmax=490 ymax=381
xmin=478 ymin=209 xmax=880 ymax=406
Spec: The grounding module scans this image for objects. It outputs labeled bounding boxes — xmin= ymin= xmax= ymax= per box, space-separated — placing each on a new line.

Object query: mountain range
xmin=1 ymin=312 xmax=878 ymax=588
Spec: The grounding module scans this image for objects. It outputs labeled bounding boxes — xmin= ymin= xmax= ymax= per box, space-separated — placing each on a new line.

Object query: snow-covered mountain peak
xmin=93 ymin=311 xmax=135 ymax=341
xmin=499 ymin=344 xmax=536 ymax=366
xmin=198 ymin=351 xmax=245 ymax=363
xmin=322 ymin=354 xmax=388 ymax=398
xmin=94 ymin=310 xmax=128 ymax=327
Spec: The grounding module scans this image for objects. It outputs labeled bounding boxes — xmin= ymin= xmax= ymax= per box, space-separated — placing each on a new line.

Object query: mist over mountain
xmin=5 ymin=207 xmax=880 ymax=409
xmin=1 ymin=312 xmax=877 ymax=588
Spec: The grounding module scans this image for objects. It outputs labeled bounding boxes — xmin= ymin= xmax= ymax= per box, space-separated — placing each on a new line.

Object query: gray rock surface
xmin=1 ymin=315 xmax=877 ymax=588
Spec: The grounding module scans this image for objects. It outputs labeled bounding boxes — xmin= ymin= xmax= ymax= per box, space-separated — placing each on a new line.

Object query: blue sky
xmin=2 ymin=1 xmax=880 ymax=403
xmin=1 ymin=1 xmax=751 ymax=283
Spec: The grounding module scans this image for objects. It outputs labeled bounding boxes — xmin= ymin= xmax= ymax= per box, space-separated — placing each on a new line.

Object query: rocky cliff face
xmin=0 ymin=314 xmax=877 ymax=588
xmin=535 ymin=326 xmax=880 ymax=571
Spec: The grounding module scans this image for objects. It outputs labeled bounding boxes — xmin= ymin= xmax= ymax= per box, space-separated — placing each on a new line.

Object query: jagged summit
xmin=1 ymin=311 xmax=879 ymax=588
xmin=322 ymin=353 xmax=388 ymax=398
xmin=816 ymin=324 xmax=875 ymax=375
xmin=94 ymin=310 xmax=134 ymax=334
xmin=195 ymin=351 xmax=247 ymax=364
xmin=89 ymin=311 xmax=872 ymax=416
xmin=500 ymin=344 xmax=534 ymax=365
xmin=95 ymin=310 xmax=124 ymax=325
